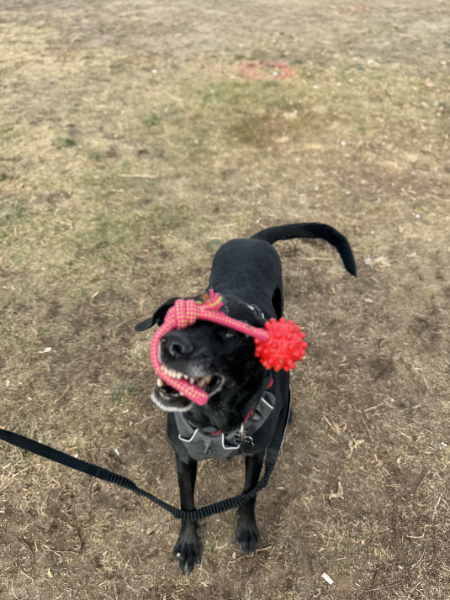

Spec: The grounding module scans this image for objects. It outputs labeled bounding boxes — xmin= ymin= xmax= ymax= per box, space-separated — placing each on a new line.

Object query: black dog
xmin=135 ymin=223 xmax=356 ymax=574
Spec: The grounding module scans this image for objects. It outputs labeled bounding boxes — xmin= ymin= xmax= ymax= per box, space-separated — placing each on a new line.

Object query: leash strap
xmin=0 ymin=398 xmax=289 ymax=522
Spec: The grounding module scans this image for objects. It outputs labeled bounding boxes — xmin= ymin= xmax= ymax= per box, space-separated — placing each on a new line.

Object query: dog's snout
xmin=162 ymin=332 xmax=193 ymax=358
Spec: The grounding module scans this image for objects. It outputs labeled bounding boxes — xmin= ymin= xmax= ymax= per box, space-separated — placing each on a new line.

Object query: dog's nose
xmin=161 ymin=332 xmax=193 ymax=358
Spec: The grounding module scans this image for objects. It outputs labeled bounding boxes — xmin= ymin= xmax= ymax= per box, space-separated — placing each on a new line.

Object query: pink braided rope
xmin=150 ymin=290 xmax=269 ymax=406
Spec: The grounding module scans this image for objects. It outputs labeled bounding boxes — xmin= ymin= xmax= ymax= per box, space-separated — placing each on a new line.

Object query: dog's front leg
xmin=173 ymin=453 xmax=201 ymax=574
xmin=235 ymin=450 xmax=265 ymax=554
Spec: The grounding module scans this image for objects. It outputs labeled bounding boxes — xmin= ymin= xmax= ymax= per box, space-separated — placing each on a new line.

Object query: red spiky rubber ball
xmin=254 ymin=317 xmax=307 ymax=371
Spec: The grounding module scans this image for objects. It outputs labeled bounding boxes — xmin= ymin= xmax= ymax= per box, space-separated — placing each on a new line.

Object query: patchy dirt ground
xmin=1 ymin=1 xmax=450 ymax=598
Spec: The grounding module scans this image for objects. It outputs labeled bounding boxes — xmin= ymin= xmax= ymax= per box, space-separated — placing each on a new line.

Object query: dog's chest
xmin=174 ymin=391 xmax=276 ymax=461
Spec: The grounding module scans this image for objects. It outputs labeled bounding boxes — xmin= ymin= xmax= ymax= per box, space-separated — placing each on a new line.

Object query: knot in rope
xmin=170 ymin=298 xmax=198 ymax=329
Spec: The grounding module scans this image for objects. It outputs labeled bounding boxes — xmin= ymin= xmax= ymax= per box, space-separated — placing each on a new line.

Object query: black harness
xmin=175 ymin=391 xmax=276 ymax=461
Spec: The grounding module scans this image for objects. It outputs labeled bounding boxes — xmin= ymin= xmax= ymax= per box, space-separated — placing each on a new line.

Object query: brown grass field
xmin=1 ymin=1 xmax=450 ymax=598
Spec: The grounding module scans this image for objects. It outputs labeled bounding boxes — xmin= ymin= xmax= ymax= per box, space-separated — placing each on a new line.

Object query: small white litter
xmin=115 ymin=448 xmax=120 ymax=456
xmin=38 ymin=347 xmax=52 ymax=354
xmin=322 ymin=573 xmax=333 ymax=585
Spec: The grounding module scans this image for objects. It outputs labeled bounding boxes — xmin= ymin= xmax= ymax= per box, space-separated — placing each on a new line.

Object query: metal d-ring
xmin=235 ymin=423 xmax=254 ymax=447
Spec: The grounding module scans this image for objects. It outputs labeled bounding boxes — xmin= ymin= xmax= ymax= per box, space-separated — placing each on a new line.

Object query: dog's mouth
xmin=157 ymin=366 xmax=225 ymax=396
xmin=151 ymin=364 xmax=226 ymax=412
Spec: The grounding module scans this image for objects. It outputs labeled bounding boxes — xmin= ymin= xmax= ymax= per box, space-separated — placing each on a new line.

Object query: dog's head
xmin=135 ymin=294 xmax=270 ymax=433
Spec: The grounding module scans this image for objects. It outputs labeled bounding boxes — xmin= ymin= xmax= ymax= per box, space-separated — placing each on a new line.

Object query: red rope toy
xmin=150 ymin=290 xmax=307 ymax=406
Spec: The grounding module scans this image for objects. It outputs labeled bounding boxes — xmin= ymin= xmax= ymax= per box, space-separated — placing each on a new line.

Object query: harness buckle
xmin=235 ymin=423 xmax=254 ymax=447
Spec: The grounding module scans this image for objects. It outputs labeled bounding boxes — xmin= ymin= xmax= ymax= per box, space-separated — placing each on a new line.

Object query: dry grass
xmin=1 ymin=1 xmax=450 ymax=598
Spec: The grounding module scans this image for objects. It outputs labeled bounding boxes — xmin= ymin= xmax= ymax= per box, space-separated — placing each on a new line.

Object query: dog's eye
xmin=224 ymin=331 xmax=237 ymax=339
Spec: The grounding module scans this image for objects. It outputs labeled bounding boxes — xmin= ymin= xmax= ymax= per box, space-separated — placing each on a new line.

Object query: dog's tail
xmin=251 ymin=223 xmax=356 ymax=276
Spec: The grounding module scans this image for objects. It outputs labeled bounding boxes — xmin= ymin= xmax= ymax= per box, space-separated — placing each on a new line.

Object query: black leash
xmin=0 ymin=401 xmax=289 ymax=522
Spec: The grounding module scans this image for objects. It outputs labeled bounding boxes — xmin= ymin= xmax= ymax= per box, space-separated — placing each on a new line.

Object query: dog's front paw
xmin=173 ymin=523 xmax=202 ymax=575
xmin=235 ymin=511 xmax=260 ymax=554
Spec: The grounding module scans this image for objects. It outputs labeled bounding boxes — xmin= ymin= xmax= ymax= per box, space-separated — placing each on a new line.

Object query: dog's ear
xmin=134 ymin=297 xmax=178 ymax=332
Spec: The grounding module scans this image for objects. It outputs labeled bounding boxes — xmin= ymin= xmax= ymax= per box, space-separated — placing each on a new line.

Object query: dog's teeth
xmin=156 ymin=377 xmax=164 ymax=387
xmin=183 ymin=375 xmax=189 ymax=380
xmin=189 ymin=377 xmax=195 ymax=385
xmin=196 ymin=375 xmax=213 ymax=389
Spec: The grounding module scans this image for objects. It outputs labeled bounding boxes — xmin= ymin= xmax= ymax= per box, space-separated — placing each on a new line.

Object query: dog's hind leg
xmin=235 ymin=450 xmax=265 ymax=554
xmin=173 ymin=454 xmax=202 ymax=574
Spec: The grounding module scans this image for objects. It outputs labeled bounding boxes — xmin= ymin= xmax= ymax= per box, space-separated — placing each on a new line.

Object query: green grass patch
xmin=109 ymin=380 xmax=143 ymax=403
xmin=88 ymin=150 xmax=102 ymax=161
xmin=55 ymin=137 xmax=77 ymax=148
xmin=0 ymin=199 xmax=28 ymax=232
xmin=142 ymin=113 xmax=162 ymax=127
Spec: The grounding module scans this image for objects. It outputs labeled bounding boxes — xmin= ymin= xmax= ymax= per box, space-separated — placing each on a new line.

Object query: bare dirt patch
xmin=1 ymin=1 xmax=449 ymax=599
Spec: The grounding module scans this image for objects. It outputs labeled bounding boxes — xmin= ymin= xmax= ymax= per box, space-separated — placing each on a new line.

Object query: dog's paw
xmin=235 ymin=512 xmax=260 ymax=555
xmin=173 ymin=524 xmax=202 ymax=575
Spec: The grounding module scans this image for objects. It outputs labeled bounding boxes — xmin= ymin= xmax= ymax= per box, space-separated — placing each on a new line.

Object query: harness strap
xmin=0 ymin=395 xmax=289 ymax=522
xmin=175 ymin=390 xmax=275 ymax=457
